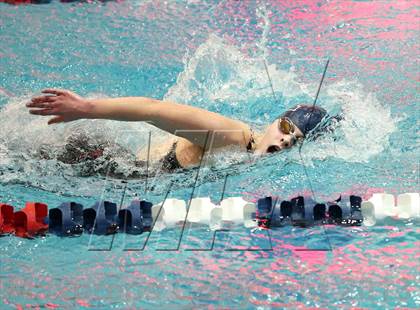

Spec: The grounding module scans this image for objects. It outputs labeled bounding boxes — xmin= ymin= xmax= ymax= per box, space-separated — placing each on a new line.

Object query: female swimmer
xmin=26 ymin=89 xmax=328 ymax=176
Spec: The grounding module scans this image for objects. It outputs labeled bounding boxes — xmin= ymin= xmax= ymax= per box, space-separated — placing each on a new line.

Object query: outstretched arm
xmin=26 ymin=89 xmax=252 ymax=149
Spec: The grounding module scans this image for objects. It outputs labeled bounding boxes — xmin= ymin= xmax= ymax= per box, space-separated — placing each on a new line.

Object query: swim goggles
xmin=278 ymin=117 xmax=303 ymax=145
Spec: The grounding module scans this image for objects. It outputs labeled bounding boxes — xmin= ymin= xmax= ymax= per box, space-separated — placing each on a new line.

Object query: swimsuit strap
xmin=246 ymin=129 xmax=255 ymax=152
xmin=160 ymin=141 xmax=183 ymax=171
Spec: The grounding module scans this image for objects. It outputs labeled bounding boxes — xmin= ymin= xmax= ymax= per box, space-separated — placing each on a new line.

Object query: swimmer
xmin=26 ymin=89 xmax=329 ymax=176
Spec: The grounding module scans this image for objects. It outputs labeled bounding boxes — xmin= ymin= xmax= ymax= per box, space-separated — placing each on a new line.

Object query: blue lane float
xmin=118 ymin=200 xmax=153 ymax=234
xmin=256 ymin=197 xmax=273 ymax=228
xmin=328 ymin=195 xmax=363 ymax=225
xmin=313 ymin=202 xmax=327 ymax=222
xmin=290 ymin=196 xmax=306 ymax=226
xmin=83 ymin=201 xmax=118 ymax=235
xmin=140 ymin=200 xmax=153 ymax=231
xmin=48 ymin=202 xmax=84 ymax=236
xmin=118 ymin=201 xmax=143 ymax=234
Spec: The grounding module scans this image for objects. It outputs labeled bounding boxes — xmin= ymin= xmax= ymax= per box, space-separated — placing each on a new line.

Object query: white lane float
xmin=152 ymin=198 xmax=186 ymax=231
xmin=220 ymin=197 xmax=257 ymax=228
xmin=397 ymin=193 xmax=419 ymax=219
xmin=361 ymin=193 xmax=419 ymax=226
xmin=151 ymin=197 xmax=258 ymax=231
xmin=187 ymin=197 xmax=215 ymax=225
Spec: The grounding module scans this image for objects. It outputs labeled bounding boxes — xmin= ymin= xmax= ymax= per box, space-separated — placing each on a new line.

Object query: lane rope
xmin=1 ymin=192 xmax=418 ymax=238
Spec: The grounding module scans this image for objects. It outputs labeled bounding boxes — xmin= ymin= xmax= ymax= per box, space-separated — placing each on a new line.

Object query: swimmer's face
xmin=254 ymin=118 xmax=304 ymax=155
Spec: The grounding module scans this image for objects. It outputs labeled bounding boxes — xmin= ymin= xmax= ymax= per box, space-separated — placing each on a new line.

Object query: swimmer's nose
xmin=280 ymin=135 xmax=294 ymax=149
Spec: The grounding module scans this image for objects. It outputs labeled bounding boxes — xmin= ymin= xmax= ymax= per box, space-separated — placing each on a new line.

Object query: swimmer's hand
xmin=26 ymin=89 xmax=91 ymax=125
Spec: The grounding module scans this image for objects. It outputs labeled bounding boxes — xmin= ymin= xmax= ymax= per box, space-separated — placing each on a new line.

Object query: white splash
xmin=165 ymin=34 xmax=308 ymax=111
xmin=300 ymin=80 xmax=396 ymax=163
xmin=165 ymin=32 xmax=396 ymax=164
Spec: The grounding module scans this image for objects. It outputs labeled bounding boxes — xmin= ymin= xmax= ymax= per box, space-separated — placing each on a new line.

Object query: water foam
xmin=0 ymin=95 xmax=171 ymax=196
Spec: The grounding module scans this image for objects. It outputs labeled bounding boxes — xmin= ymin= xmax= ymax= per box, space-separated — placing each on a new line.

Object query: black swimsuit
xmin=159 ymin=142 xmax=183 ymax=172
xmin=246 ymin=129 xmax=256 ymax=152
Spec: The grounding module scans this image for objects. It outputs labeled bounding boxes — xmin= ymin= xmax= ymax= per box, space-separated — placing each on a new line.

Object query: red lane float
xmin=0 ymin=0 xmax=32 ymax=4
xmin=13 ymin=202 xmax=48 ymax=238
xmin=0 ymin=203 xmax=15 ymax=235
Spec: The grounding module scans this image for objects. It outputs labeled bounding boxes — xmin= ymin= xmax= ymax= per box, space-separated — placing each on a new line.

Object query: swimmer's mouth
xmin=266 ymin=145 xmax=281 ymax=153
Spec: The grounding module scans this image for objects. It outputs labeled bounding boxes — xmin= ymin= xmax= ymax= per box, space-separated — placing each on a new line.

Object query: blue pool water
xmin=0 ymin=0 xmax=419 ymax=308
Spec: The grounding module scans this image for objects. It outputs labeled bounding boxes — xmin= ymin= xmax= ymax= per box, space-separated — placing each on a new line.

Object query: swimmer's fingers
xmin=27 ymin=103 xmax=55 ymax=109
xmin=28 ymin=108 xmax=58 ymax=116
xmin=42 ymin=88 xmax=72 ymax=96
xmin=27 ymin=97 xmax=58 ymax=108
xmin=30 ymin=95 xmax=57 ymax=103
xmin=48 ymin=116 xmax=64 ymax=125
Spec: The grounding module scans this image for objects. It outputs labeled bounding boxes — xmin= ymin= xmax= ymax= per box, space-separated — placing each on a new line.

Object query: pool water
xmin=0 ymin=0 xmax=419 ymax=308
